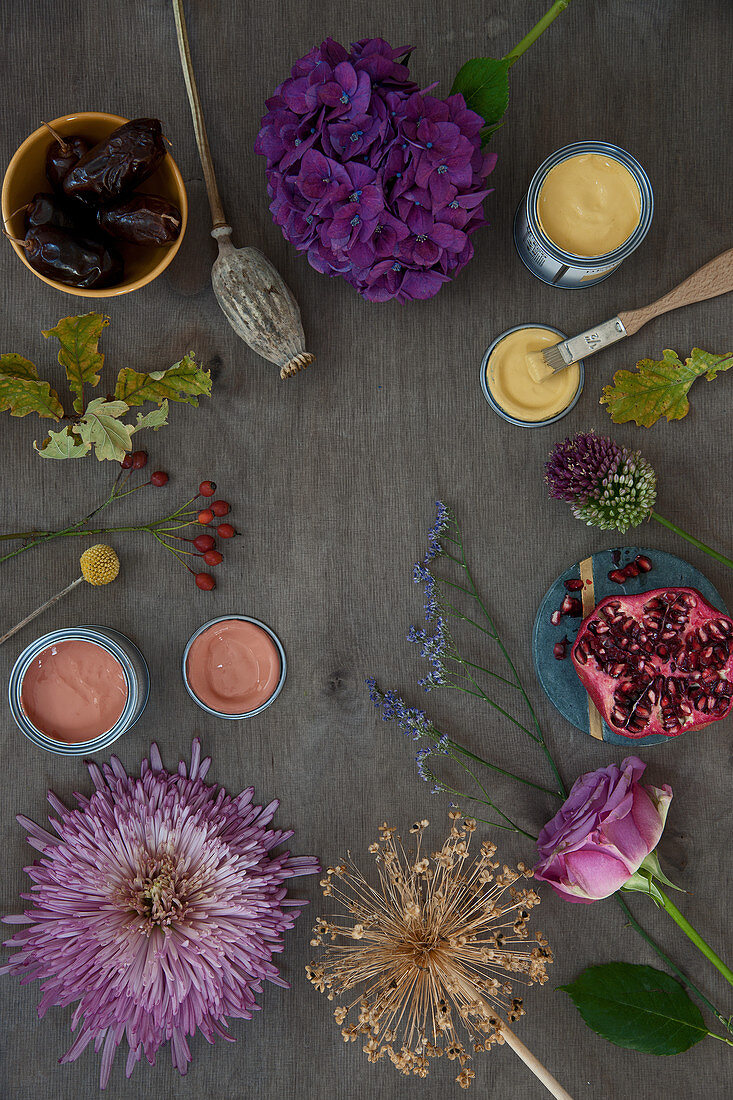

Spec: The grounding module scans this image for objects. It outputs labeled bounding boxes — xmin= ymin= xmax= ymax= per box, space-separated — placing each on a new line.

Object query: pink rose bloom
xmin=534 ymin=756 xmax=672 ymax=904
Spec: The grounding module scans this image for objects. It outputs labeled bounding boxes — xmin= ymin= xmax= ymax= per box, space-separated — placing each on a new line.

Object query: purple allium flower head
xmin=546 ymin=432 xmax=658 ymax=533
xmin=1 ymin=741 xmax=319 ymax=1089
xmin=255 ymin=38 xmax=496 ymax=302
xmin=545 ymin=432 xmax=625 ymax=503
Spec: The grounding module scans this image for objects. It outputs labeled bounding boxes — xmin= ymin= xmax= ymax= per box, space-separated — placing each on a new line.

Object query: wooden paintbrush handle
xmin=618 ymin=247 xmax=733 ymax=336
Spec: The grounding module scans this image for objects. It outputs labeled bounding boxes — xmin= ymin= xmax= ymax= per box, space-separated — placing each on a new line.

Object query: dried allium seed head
xmin=307 ymin=816 xmax=552 ymax=1088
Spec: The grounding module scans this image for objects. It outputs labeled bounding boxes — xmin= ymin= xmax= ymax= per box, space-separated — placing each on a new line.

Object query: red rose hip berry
xmin=195 ymin=572 xmax=216 ymax=591
xmin=193 ymin=534 xmax=216 ymax=553
xmin=131 ymin=450 xmax=148 ymax=469
xmin=199 ymin=480 xmax=216 ymax=497
xmin=197 ymin=509 xmax=214 ymax=525
xmin=120 ymin=453 xmax=133 ymax=469
xmin=150 ymin=471 xmax=168 ymax=486
xmin=217 ymin=523 xmax=236 ymax=539
xmin=211 ymin=499 xmax=230 ymax=517
xmin=203 ymin=549 xmax=223 ymax=566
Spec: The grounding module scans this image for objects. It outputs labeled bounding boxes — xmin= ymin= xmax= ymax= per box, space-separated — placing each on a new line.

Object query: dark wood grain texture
xmin=0 ymin=1 xmax=731 ymax=1097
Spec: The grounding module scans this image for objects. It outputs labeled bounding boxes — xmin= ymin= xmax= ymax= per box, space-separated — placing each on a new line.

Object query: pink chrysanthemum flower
xmin=1 ymin=740 xmax=319 ymax=1089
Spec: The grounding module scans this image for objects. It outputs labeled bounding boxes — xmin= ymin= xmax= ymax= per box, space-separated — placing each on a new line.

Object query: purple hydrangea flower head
xmin=1 ymin=741 xmax=319 ymax=1089
xmin=255 ymin=38 xmax=496 ymax=302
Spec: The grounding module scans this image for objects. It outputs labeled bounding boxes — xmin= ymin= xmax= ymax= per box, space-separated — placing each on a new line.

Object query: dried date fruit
xmin=25 ymin=193 xmax=85 ymax=232
xmin=62 ymin=118 xmax=166 ymax=203
xmin=43 ymin=122 xmax=91 ymax=190
xmin=96 ymin=193 xmax=181 ymax=245
xmin=17 ymin=225 xmax=123 ymax=289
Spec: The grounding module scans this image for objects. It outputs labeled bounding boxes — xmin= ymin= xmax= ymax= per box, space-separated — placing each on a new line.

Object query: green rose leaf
xmin=600 ymin=348 xmax=733 ymax=427
xmin=559 ymin=962 xmax=709 ymax=1055
xmin=132 ymin=401 xmax=169 ymax=434
xmin=42 ymin=313 xmax=109 ymax=414
xmin=77 ymin=397 xmax=133 ymax=462
xmin=0 ymin=354 xmax=64 ymax=419
xmin=450 ymin=57 xmax=510 ymax=141
xmin=34 ymin=425 xmax=90 ymax=460
xmin=114 ymin=353 xmax=211 ymax=407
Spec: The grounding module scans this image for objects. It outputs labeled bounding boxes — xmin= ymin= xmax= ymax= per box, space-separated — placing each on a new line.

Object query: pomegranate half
xmin=572 ymin=587 xmax=733 ymax=738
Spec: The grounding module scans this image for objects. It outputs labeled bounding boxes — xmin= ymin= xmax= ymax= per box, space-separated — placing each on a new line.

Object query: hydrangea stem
xmin=656 ymin=888 xmax=733 ymax=989
xmin=651 ymin=512 xmax=733 ymax=570
xmin=504 ymin=0 xmax=574 ymax=68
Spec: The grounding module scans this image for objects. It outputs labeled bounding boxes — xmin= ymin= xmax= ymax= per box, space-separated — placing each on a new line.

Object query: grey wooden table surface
xmin=0 ymin=1 xmax=731 ymax=1098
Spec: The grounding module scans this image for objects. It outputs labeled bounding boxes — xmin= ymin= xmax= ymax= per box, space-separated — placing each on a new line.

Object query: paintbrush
xmin=528 ymin=247 xmax=733 ymax=382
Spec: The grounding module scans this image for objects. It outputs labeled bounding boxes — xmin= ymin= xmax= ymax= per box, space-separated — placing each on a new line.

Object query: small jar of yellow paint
xmin=480 ymin=324 xmax=584 ymax=427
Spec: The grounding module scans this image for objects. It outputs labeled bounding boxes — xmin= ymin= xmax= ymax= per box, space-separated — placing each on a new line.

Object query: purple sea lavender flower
xmin=424 ymin=500 xmax=450 ymax=563
xmin=255 ymin=37 xmax=495 ymax=303
xmin=1 ymin=741 xmax=319 ymax=1089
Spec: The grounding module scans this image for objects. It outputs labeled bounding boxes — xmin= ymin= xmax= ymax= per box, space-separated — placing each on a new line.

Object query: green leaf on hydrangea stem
xmin=450 ymin=58 xmax=510 ymax=141
xmin=559 ymin=962 xmax=709 ymax=1055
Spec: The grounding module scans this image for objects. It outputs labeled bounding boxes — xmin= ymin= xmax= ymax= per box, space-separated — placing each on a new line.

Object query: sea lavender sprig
xmin=546 ymin=432 xmax=733 ymax=570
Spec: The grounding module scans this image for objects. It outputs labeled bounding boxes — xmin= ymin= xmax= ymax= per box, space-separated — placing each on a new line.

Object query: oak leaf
xmin=42 ymin=313 xmax=109 ymax=413
xmin=0 ymin=354 xmax=64 ymax=420
xmin=114 ymin=353 xmax=211 ymax=407
xmin=600 ymin=348 xmax=733 ymax=427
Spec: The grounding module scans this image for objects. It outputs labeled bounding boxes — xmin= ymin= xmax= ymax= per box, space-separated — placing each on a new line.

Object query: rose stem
xmin=504 ymin=0 xmax=574 ymax=68
xmin=651 ymin=512 xmax=733 ymax=570
xmin=656 ymin=888 xmax=733 ymax=988
xmin=615 ymin=894 xmax=733 ymax=1033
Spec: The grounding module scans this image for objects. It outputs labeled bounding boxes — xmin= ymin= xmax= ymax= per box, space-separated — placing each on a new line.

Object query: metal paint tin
xmin=513 ymin=141 xmax=653 ymax=288
xmin=182 ymin=615 xmax=287 ymax=720
xmin=480 ymin=324 xmax=584 ymax=428
xmin=8 ymin=626 xmax=149 ymax=756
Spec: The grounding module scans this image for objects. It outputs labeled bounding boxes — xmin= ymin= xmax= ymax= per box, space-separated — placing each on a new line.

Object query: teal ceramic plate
xmin=532 ymin=547 xmax=729 ymax=747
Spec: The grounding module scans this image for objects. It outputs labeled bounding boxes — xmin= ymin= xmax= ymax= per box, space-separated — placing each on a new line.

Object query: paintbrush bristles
xmin=307 ymin=814 xmax=553 ymax=1088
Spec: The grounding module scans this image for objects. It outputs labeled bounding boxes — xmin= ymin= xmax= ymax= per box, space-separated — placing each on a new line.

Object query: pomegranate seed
xmin=120 ymin=453 xmax=133 ymax=469
xmin=211 ymin=499 xmax=230 ymax=517
xmin=131 ymin=450 xmax=148 ymax=469
xmin=561 ymin=596 xmax=582 ymax=617
xmin=150 ymin=471 xmax=168 ymax=486
xmin=199 ymin=480 xmax=216 ymax=497
xmin=636 ymin=555 xmax=653 ymax=573
xmin=194 ymin=534 xmax=216 ymax=553
xmin=624 ymin=562 xmax=640 ymax=579
xmin=564 ymin=578 xmax=584 ymax=591
xmin=608 ymin=569 xmax=627 ymax=585
xmin=203 ymin=549 xmax=223 ymax=566
xmin=195 ymin=572 xmax=216 ymax=591
xmin=553 ymin=641 xmax=567 ymax=660
xmin=551 ymin=610 xmax=563 ymax=626
xmin=197 ymin=509 xmax=214 ymax=525
xmin=217 ymin=523 xmax=236 ymax=539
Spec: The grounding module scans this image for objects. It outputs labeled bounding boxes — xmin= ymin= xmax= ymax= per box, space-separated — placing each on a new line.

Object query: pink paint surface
xmin=186 ymin=619 xmax=281 ymax=715
xmin=21 ymin=640 xmax=127 ymax=743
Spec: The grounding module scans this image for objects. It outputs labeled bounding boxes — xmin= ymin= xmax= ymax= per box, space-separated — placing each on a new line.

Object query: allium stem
xmin=614 ymin=894 xmax=733 ymax=1036
xmin=656 ymin=888 xmax=733 ymax=989
xmin=504 ymin=0 xmax=574 ymax=67
xmin=651 ymin=512 xmax=733 ymax=570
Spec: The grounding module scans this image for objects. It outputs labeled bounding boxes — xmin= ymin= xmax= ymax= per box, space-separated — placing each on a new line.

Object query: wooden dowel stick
xmin=0 ymin=576 xmax=83 ymax=646
xmin=501 ymin=1024 xmax=575 ymax=1100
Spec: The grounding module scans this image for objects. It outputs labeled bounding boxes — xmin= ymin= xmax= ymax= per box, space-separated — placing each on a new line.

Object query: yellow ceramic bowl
xmin=1 ymin=112 xmax=188 ymax=298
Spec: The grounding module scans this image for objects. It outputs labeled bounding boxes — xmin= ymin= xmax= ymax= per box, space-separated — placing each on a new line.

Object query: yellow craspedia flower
xmin=79 ymin=544 xmax=120 ymax=586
